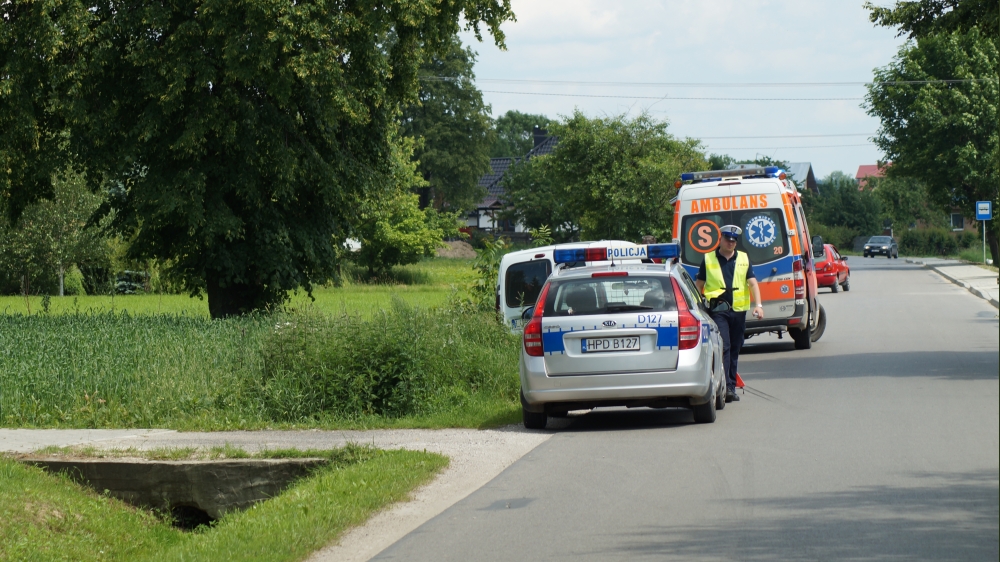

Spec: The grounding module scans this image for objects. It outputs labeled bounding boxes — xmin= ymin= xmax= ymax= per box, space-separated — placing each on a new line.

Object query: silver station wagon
xmin=519 ymin=243 xmax=726 ymax=429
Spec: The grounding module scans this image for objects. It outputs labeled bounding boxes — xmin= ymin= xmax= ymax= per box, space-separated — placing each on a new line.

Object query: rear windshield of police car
xmin=543 ymin=277 xmax=677 ymax=317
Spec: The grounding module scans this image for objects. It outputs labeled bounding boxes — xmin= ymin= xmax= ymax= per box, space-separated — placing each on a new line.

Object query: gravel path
xmin=0 ymin=427 xmax=551 ymax=561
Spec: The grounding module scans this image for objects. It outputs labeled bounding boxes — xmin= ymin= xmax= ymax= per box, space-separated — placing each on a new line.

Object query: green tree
xmin=865 ymin=0 xmax=998 ymax=39
xmin=802 ymin=172 xmax=884 ymax=238
xmin=401 ymin=34 xmax=494 ymax=211
xmin=865 ymin=27 xmax=998 ymax=262
xmin=499 ymin=155 xmax=579 ymax=242
xmin=0 ymin=0 xmax=90 ymax=223
xmin=491 ymin=110 xmax=550 ymax=157
xmin=354 ymin=137 xmax=460 ymax=275
xmin=0 ymin=170 xmax=107 ymax=296
xmin=8 ymin=0 xmax=513 ymax=318
xmin=869 ymin=175 xmax=948 ymax=230
xmin=503 ymin=111 xmax=705 ymax=242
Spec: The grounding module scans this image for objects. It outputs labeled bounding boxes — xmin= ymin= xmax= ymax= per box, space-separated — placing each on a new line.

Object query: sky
xmin=459 ymin=0 xmax=909 ymax=180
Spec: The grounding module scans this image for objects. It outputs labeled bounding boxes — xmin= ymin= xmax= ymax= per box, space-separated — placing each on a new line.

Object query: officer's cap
xmin=720 ymin=225 xmax=742 ymax=239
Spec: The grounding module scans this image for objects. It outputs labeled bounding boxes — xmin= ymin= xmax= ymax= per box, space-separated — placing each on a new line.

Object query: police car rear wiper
xmin=606 ymin=304 xmax=654 ymax=312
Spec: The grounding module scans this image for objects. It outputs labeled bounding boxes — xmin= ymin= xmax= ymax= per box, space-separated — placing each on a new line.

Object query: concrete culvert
xmin=170 ymin=504 xmax=215 ymax=530
xmin=21 ymin=457 xmax=329 ymax=519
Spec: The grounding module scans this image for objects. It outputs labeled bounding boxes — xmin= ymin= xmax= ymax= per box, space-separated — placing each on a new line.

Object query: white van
xmin=498 ymin=240 xmax=648 ymax=331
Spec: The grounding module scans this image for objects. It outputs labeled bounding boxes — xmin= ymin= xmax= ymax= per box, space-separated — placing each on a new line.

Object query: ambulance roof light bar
xmin=681 ymin=166 xmax=783 ymax=183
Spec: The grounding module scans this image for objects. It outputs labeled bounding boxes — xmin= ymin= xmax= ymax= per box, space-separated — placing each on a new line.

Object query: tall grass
xmin=0 ymin=301 xmax=520 ymax=429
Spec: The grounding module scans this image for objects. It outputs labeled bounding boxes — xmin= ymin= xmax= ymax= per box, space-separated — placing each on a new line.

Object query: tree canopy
xmin=865 ymin=27 xmax=998 ymax=261
xmin=401 ymin=34 xmax=494 ymax=211
xmin=491 ymin=110 xmax=551 ymax=158
xmin=802 ymin=172 xmax=884 ymax=237
xmin=2 ymin=0 xmax=513 ymax=318
xmin=865 ymin=0 xmax=998 ymax=39
xmin=502 ymin=111 xmax=705 ymax=243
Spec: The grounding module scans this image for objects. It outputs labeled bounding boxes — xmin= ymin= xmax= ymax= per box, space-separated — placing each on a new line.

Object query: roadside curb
xmin=906 ymin=259 xmax=999 ymax=309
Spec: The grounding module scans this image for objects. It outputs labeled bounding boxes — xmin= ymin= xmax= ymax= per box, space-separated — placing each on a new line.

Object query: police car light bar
xmin=646 ymin=243 xmax=680 ymax=259
xmin=553 ymin=247 xmax=607 ymax=263
xmin=681 ymin=166 xmax=781 ymax=182
xmin=552 ymin=244 xmax=680 ymax=264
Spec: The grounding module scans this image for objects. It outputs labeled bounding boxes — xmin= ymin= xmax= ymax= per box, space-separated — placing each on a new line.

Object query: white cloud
xmin=462 ymin=0 xmax=907 ymax=176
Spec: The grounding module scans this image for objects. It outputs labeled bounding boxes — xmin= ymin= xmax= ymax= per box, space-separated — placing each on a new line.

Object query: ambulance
xmin=671 ymin=166 xmax=826 ymax=348
xmin=498 ymin=240 xmax=650 ymax=331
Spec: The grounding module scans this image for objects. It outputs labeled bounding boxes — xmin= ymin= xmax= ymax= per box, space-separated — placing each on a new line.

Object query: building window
xmin=950 ymin=213 xmax=964 ymax=231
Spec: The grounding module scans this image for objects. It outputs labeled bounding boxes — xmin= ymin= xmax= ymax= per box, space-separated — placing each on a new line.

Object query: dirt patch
xmin=436 ymin=240 xmax=477 ymax=259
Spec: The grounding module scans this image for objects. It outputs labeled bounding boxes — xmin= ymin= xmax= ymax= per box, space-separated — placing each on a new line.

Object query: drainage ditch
xmin=21 ymin=457 xmax=329 ymax=529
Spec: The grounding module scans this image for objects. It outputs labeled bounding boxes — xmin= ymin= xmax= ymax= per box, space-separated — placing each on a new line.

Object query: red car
xmin=815 ymin=243 xmax=850 ymax=292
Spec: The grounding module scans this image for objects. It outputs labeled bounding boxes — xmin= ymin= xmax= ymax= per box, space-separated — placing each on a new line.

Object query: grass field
xmin=0 ymin=257 xmax=522 ymax=430
xmin=0 ymin=446 xmax=446 ymax=561
xmin=0 ymin=258 xmax=476 ymax=317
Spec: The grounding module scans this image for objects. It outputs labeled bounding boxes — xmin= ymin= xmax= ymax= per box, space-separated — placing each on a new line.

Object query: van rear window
xmin=680 ymin=208 xmax=790 ymax=267
xmin=505 ymin=260 xmax=551 ymax=308
xmin=543 ymin=277 xmax=677 ymax=317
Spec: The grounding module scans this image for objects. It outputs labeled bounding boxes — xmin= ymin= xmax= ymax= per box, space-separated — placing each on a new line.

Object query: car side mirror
xmin=521 ymin=307 xmax=534 ymax=320
xmin=842 ymin=256 xmax=848 ymax=261
xmin=811 ymin=235 xmax=825 ymax=258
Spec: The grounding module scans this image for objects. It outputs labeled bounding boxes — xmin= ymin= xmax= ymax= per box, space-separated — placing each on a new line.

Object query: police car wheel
xmin=715 ymin=379 xmax=726 ymax=411
xmin=692 ymin=394 xmax=717 ymax=424
xmin=523 ymin=408 xmax=547 ymax=430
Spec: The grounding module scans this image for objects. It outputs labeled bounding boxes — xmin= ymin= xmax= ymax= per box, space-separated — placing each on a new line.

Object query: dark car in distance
xmin=864 ymin=236 xmax=898 ymax=259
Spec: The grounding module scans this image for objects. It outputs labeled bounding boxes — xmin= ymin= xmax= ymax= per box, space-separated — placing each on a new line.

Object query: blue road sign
xmin=976 ymin=201 xmax=992 ymax=221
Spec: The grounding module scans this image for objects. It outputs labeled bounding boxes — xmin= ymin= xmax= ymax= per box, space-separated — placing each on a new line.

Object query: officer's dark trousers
xmin=710 ymin=310 xmax=746 ymax=391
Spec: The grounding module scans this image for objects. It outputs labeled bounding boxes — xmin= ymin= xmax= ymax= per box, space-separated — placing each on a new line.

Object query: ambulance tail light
xmin=792 ymin=258 xmax=806 ymax=298
xmin=523 ymin=283 xmax=551 ymax=357
xmin=671 ymin=278 xmax=700 ymax=351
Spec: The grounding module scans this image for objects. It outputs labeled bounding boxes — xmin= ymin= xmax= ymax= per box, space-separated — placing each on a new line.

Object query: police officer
xmin=695 ymin=224 xmax=764 ymax=402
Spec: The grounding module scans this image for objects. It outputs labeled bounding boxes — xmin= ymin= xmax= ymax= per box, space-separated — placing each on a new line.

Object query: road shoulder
xmin=906 ymin=258 xmax=999 ymax=308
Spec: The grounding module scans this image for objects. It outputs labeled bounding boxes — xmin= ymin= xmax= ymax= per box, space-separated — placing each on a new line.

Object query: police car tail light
xmin=553 ymin=247 xmax=607 ymax=263
xmin=523 ymin=283 xmax=551 ymax=357
xmin=671 ymin=279 xmax=700 ymax=351
xmin=792 ymin=259 xmax=806 ymax=298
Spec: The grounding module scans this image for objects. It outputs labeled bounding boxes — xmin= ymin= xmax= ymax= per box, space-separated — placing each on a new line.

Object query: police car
xmin=519 ymin=243 xmax=726 ymax=429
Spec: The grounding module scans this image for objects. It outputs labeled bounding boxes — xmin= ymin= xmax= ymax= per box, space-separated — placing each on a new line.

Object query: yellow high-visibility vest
xmin=703 ymin=251 xmax=751 ymax=311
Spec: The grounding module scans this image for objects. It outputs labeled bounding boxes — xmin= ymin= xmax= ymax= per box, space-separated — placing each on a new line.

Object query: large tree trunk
xmin=205 ymin=270 xmax=272 ymax=319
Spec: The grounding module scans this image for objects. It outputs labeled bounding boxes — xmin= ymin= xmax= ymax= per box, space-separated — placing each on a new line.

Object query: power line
xmin=705 ymin=143 xmax=875 ymax=150
xmin=480 ymin=90 xmax=863 ymax=101
xmin=422 ymin=77 xmax=996 ymax=87
xmin=698 ymin=133 xmax=874 ymax=139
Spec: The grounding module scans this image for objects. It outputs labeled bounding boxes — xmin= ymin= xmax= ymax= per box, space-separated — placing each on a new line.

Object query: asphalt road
xmin=375 ymin=258 xmax=999 ymax=561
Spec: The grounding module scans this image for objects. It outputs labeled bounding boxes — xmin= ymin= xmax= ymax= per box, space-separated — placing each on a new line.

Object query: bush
xmin=64 ymin=265 xmax=86 ymax=296
xmin=899 ymin=228 xmax=961 ymax=256
xmin=808 ymin=223 xmax=859 ymax=250
xmin=256 ymin=302 xmax=519 ymax=421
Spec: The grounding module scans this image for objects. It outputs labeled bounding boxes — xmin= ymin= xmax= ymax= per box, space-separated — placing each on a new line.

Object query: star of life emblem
xmin=746 ymin=215 xmax=777 ymax=248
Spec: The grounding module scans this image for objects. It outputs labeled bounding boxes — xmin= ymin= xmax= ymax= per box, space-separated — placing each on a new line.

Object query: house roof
xmin=787 ymin=162 xmax=819 ymax=194
xmin=477 ymin=157 xmax=519 ymax=208
xmin=475 ymin=134 xmax=559 ymax=210
xmin=855 ymin=164 xmax=886 ymax=180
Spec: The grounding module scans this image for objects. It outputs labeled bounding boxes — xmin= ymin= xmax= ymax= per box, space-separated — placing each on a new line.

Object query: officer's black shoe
xmin=725 ymin=389 xmax=739 ymax=403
